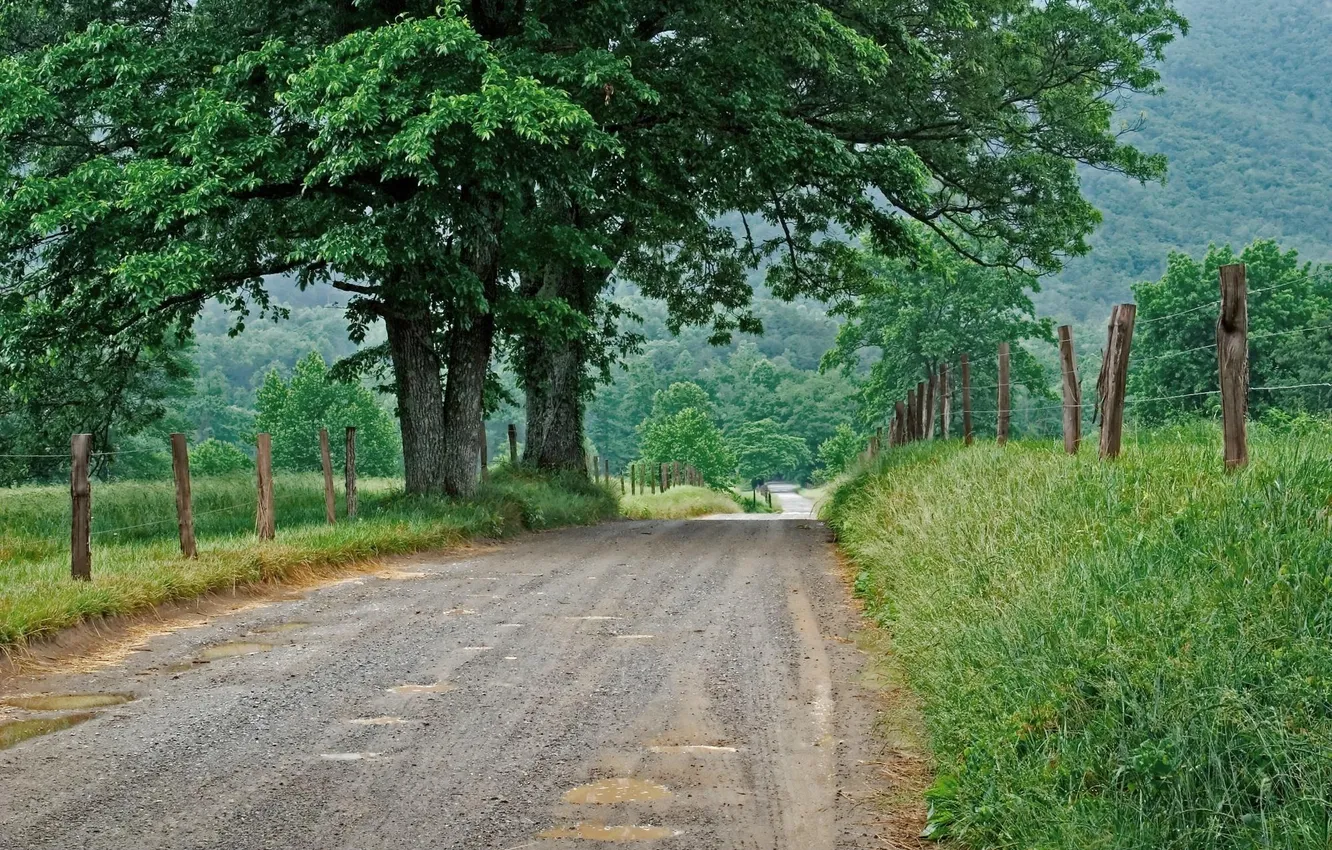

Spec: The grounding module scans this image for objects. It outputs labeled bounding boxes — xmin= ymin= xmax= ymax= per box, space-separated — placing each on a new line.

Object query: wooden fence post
xmin=997 ymin=343 xmax=1011 ymax=445
xmin=960 ymin=354 xmax=974 ymax=446
xmin=508 ymin=422 xmax=518 ymax=465
xmin=894 ymin=401 xmax=907 ymax=446
xmin=915 ymin=380 xmax=927 ymax=440
xmin=1057 ymin=326 xmax=1081 ymax=455
xmin=70 ymin=433 xmax=92 ymax=581
xmin=924 ymin=372 xmax=936 ymax=440
xmin=319 ymin=428 xmax=337 ymax=524
xmin=1099 ymin=304 xmax=1137 ymax=460
xmin=1218 ymin=264 xmax=1249 ymax=470
xmin=660 ymin=463 xmax=667 ymax=492
xmin=255 ymin=433 xmax=276 ymax=540
xmin=621 ymin=468 xmax=626 ymax=494
xmin=939 ymin=364 xmax=950 ymax=440
xmin=906 ymin=389 xmax=918 ymax=443
xmin=170 ymin=433 xmax=197 ymax=558
xmin=345 ymin=427 xmax=358 ymax=519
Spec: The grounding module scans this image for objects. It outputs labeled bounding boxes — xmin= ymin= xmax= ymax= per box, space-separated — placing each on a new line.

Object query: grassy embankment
xmin=824 ymin=422 xmax=1332 ymax=849
xmin=0 ymin=467 xmax=616 ymax=647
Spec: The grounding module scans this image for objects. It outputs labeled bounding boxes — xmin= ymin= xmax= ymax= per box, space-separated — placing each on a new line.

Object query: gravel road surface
xmin=0 ymin=519 xmax=888 ymax=849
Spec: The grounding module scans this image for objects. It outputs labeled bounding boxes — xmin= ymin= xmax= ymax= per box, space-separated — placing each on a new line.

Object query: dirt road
xmin=0 ymin=519 xmax=890 ymax=849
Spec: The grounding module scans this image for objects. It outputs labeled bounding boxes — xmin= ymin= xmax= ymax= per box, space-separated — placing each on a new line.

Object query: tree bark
xmin=441 ymin=305 xmax=496 ymax=499
xmin=519 ymin=260 xmax=608 ymax=473
xmin=384 ymin=309 xmax=448 ymax=496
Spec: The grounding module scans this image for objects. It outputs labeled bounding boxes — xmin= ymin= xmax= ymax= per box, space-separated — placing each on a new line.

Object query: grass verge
xmin=823 ymin=422 xmax=1332 ymax=849
xmin=0 ymin=466 xmax=617 ymax=647
xmin=619 ymin=486 xmax=741 ymax=519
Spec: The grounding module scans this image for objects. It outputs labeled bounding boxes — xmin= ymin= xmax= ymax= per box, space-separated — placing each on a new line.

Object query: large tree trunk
xmin=384 ymin=309 xmax=447 ymax=496
xmin=440 ymin=310 xmax=494 ymax=497
xmin=520 ymin=262 xmax=607 ymax=472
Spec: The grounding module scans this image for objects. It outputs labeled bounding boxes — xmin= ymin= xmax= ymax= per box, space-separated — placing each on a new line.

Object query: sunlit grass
xmin=619 ymin=486 xmax=741 ymax=519
xmin=823 ymin=421 xmax=1332 ymax=849
xmin=0 ymin=466 xmax=617 ymax=646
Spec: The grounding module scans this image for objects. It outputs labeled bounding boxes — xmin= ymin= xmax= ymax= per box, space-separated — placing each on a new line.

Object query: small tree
xmin=817 ymin=425 xmax=863 ymax=478
xmin=638 ymin=408 xmax=735 ymax=488
xmin=729 ymin=419 xmax=813 ymax=484
xmin=255 ymin=353 xmax=401 ymax=476
xmin=651 ymin=382 xmax=716 ymax=421
xmin=190 ymin=438 xmax=252 ymax=477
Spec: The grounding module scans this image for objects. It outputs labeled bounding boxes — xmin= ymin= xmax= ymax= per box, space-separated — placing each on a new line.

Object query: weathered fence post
xmin=319 ymin=428 xmax=337 ymax=524
xmin=997 ymin=343 xmax=1011 ymax=445
xmin=70 ymin=434 xmax=92 ymax=580
xmin=1218 ymin=263 xmax=1249 ymax=470
xmin=170 ymin=433 xmax=197 ymax=558
xmin=621 ymin=468 xmax=626 ymax=494
xmin=924 ymin=372 xmax=936 ymax=440
xmin=1057 ymin=326 xmax=1081 ymax=455
xmin=1099 ymin=304 xmax=1137 ymax=460
xmin=660 ymin=463 xmax=667 ymax=492
xmin=255 ymin=433 xmax=276 ymax=540
xmin=906 ymin=388 xmax=918 ymax=443
xmin=345 ymin=427 xmax=358 ymax=519
xmin=915 ymin=380 xmax=927 ymax=440
xmin=894 ymin=401 xmax=907 ymax=446
xmin=939 ymin=364 xmax=950 ymax=440
xmin=508 ymin=422 xmax=518 ymax=465
xmin=960 ymin=353 xmax=974 ymax=446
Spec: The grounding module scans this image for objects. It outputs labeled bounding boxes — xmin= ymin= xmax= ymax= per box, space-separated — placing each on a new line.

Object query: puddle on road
xmin=564 ymin=778 xmax=673 ymax=805
xmin=251 ymin=622 xmax=310 ymax=635
xmin=538 ymin=823 xmax=678 ymax=841
xmin=443 ymin=608 xmax=478 ymax=616
xmin=3 ymin=692 xmax=134 ymax=711
xmin=614 ymin=635 xmax=655 ymax=641
xmin=196 ymin=641 xmax=275 ymax=661
xmin=320 ymin=752 xmax=381 ymax=761
xmin=349 ymin=716 xmax=407 ymax=726
xmin=648 ymin=745 xmax=738 ymax=754
xmin=564 ymin=616 xmax=622 ymax=622
xmin=387 ymin=682 xmax=456 ymax=695
xmin=0 ymin=713 xmax=96 ymax=749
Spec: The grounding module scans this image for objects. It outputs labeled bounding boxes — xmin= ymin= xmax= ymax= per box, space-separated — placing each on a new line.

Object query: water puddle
xmin=614 ymin=635 xmax=655 ymax=641
xmin=3 ymin=692 xmax=134 ymax=711
xmin=504 ymin=656 xmax=518 ymax=661
xmin=564 ymin=778 xmax=672 ymax=805
xmin=196 ymin=641 xmax=275 ymax=661
xmin=349 ymin=716 xmax=406 ymax=726
xmin=387 ymin=682 xmax=456 ymax=695
xmin=498 ymin=623 xmax=524 ymax=629
xmin=251 ymin=622 xmax=310 ymax=635
xmin=0 ymin=713 xmax=95 ymax=750
xmin=320 ymin=752 xmax=381 ymax=761
xmin=564 ymin=616 xmax=622 ymax=622
xmin=648 ymin=745 xmax=738 ymax=755
xmin=538 ymin=823 xmax=678 ymax=841
xmin=443 ymin=608 xmax=477 ymax=616
xmin=461 ymin=646 xmax=492 ymax=651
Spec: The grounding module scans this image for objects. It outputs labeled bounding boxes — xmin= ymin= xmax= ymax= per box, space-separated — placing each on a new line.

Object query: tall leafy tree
xmin=637 ymin=407 xmax=736 ymax=488
xmin=823 ymin=231 xmax=1055 ymax=430
xmin=729 ymin=419 xmax=814 ymax=484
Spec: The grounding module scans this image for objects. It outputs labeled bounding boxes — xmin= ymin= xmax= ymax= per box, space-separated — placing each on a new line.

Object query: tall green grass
xmin=0 ymin=466 xmax=617 ymax=646
xmin=824 ymin=423 xmax=1332 ymax=849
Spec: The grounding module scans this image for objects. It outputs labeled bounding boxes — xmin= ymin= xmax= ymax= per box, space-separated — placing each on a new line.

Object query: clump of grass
xmin=619 ymin=485 xmax=740 ymax=520
xmin=0 ymin=466 xmax=617 ymax=646
xmin=823 ymin=422 xmax=1332 ymax=850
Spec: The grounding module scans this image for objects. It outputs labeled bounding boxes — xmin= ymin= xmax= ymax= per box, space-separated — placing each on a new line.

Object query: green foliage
xmin=189 ymin=438 xmax=251 ymax=477
xmin=1046 ymin=0 xmax=1332 ymax=321
xmin=825 ymin=425 xmax=1332 ymax=848
xmin=254 ymin=353 xmax=401 ymax=476
xmin=637 ymin=408 xmax=736 ymax=489
xmin=728 ymin=419 xmax=812 ymax=484
xmin=1131 ymin=239 xmax=1332 ymax=422
xmin=817 ymin=424 xmax=864 ymax=478
xmin=651 ymin=382 xmax=715 ymax=421
xmin=824 ymin=231 xmax=1055 ymax=431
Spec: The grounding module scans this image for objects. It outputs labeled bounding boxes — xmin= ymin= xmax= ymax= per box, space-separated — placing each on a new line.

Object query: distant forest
xmin=1043 ymin=0 xmax=1332 ymax=322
